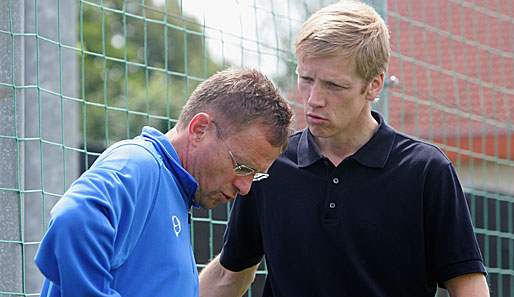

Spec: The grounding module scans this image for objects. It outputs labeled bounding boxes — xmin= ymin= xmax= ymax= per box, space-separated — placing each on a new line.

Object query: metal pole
xmin=366 ymin=0 xmax=392 ymax=123
xmin=23 ymin=0 xmax=79 ymax=293
xmin=0 ymin=0 xmax=25 ymax=293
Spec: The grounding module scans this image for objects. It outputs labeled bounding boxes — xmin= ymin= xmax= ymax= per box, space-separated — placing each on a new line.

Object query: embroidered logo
xmin=172 ymin=216 xmax=181 ymax=237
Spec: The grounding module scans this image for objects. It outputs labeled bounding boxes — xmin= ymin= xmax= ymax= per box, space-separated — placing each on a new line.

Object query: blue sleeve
xmin=35 ymin=143 xmax=161 ymax=296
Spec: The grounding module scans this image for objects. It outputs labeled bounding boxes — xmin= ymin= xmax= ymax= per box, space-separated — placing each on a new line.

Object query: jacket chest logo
xmin=172 ymin=216 xmax=181 ymax=237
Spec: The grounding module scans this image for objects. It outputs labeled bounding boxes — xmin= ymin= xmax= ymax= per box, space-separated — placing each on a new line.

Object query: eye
xmin=233 ymin=165 xmax=255 ymax=177
xmin=298 ymin=75 xmax=313 ymax=83
xmin=327 ymin=81 xmax=344 ymax=89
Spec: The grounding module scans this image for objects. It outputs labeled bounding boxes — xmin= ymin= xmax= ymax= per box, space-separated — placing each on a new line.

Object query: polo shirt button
xmin=329 ymin=202 xmax=336 ymax=209
xmin=332 ymin=177 xmax=339 ymax=184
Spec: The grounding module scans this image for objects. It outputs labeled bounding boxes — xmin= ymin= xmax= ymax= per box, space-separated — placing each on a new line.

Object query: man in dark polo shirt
xmin=199 ymin=1 xmax=490 ymax=296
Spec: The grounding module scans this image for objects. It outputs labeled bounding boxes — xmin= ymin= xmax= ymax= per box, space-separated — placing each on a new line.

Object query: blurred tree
xmin=79 ymin=0 xmax=222 ymax=150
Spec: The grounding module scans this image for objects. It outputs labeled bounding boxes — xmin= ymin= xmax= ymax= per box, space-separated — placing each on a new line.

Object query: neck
xmin=166 ymin=127 xmax=189 ymax=167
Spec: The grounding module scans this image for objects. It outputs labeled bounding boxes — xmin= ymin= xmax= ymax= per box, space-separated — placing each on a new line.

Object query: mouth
xmin=221 ymin=193 xmax=234 ymax=204
xmin=306 ymin=112 xmax=327 ymax=123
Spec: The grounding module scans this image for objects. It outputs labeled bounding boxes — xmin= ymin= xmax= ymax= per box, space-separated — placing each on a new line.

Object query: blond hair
xmin=295 ymin=0 xmax=390 ymax=82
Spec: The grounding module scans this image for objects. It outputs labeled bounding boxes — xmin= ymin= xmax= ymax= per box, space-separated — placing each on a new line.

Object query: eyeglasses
xmin=211 ymin=120 xmax=270 ymax=182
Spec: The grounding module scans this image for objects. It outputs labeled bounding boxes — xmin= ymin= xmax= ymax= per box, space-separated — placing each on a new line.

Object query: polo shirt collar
xmin=297 ymin=111 xmax=395 ymax=168
xmin=352 ymin=111 xmax=395 ymax=168
xmin=297 ymin=128 xmax=324 ymax=167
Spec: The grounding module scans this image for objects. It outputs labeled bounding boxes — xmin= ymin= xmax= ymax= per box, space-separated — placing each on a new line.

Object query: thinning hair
xmin=177 ymin=68 xmax=293 ymax=148
xmin=295 ymin=0 xmax=390 ymax=82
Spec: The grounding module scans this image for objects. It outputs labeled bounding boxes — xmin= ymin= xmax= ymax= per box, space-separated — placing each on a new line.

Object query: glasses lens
xmin=233 ymin=165 xmax=254 ymax=177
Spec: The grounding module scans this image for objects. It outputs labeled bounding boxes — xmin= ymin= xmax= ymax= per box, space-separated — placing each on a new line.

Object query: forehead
xmin=297 ymin=54 xmax=359 ymax=80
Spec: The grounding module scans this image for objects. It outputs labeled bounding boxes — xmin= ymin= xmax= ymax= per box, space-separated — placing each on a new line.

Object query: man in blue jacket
xmin=34 ymin=68 xmax=293 ymax=297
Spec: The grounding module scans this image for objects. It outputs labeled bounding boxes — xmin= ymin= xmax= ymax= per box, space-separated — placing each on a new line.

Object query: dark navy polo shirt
xmin=220 ymin=111 xmax=486 ymax=297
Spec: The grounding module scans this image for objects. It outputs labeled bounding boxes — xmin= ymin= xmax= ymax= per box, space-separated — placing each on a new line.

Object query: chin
xmin=308 ymin=125 xmax=330 ymax=138
xmin=206 ymin=201 xmax=219 ymax=210
xmin=198 ymin=198 xmax=219 ymax=210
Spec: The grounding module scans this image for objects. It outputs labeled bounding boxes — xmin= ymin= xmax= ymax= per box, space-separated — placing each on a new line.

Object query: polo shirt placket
xmin=323 ymin=161 xmax=346 ymax=226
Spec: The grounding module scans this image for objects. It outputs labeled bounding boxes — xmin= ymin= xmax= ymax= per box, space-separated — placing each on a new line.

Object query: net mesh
xmin=0 ymin=0 xmax=512 ymax=296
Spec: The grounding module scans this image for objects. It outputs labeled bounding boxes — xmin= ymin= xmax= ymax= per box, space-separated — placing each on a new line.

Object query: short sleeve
xmin=423 ymin=163 xmax=486 ymax=287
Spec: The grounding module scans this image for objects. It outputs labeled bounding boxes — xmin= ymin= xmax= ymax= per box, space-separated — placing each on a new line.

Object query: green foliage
xmin=79 ymin=0 xmax=222 ymax=149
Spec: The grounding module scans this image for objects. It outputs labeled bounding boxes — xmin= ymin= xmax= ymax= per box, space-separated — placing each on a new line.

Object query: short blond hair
xmin=177 ymin=68 xmax=293 ymax=148
xmin=295 ymin=0 xmax=390 ymax=82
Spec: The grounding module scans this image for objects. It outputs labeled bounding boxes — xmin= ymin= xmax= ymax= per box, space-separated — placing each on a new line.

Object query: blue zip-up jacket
xmin=35 ymin=126 xmax=199 ymax=297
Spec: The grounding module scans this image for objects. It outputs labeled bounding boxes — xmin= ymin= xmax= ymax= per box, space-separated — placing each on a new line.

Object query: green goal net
xmin=0 ymin=0 xmax=512 ymax=296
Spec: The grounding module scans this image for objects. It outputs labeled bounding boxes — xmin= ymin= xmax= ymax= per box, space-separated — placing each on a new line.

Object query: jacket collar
xmin=140 ymin=126 xmax=199 ymax=208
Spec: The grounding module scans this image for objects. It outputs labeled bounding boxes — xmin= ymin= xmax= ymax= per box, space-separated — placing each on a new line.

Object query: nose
xmin=307 ymin=81 xmax=324 ymax=108
xmin=232 ymin=175 xmax=253 ymax=196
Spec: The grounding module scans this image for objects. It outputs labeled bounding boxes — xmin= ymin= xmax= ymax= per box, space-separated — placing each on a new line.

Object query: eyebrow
xmin=296 ymin=68 xmax=351 ymax=86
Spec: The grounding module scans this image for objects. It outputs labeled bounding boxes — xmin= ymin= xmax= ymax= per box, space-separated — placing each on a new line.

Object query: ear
xmin=365 ymin=73 xmax=385 ymax=101
xmin=188 ymin=113 xmax=211 ymax=145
